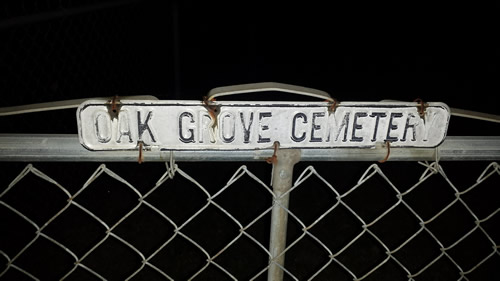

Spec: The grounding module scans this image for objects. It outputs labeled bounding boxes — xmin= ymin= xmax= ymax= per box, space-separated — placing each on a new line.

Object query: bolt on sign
xmin=77 ymin=100 xmax=450 ymax=151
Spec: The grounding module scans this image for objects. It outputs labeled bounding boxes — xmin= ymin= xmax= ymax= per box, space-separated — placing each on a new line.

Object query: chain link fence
xmin=0 ymin=0 xmax=165 ymax=112
xmin=1 ymin=2 xmax=499 ymax=280
xmin=1 ymin=159 xmax=498 ymax=280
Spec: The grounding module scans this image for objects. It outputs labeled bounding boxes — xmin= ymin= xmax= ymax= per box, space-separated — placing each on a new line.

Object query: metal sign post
xmin=267 ymin=147 xmax=301 ymax=281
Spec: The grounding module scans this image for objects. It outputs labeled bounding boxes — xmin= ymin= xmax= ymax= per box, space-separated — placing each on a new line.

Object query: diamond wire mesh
xmin=0 ymin=0 xmax=154 ymax=112
xmin=0 ymin=161 xmax=499 ymax=280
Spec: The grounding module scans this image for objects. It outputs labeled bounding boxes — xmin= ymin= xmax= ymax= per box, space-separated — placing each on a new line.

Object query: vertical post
xmin=267 ymin=149 xmax=301 ymax=281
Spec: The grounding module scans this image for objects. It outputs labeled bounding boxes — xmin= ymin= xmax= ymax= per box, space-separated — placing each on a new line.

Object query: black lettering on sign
xmin=385 ymin=112 xmax=403 ymax=142
xmin=310 ymin=112 xmax=325 ymax=142
xmin=291 ymin=112 xmax=307 ymax=142
xmin=179 ymin=112 xmax=195 ymax=143
xmin=240 ymin=111 xmax=254 ymax=144
xmin=351 ymin=112 xmax=367 ymax=142
xmin=198 ymin=112 xmax=214 ymax=143
xmin=331 ymin=112 xmax=350 ymax=142
xmin=95 ymin=112 xmax=111 ymax=143
xmin=221 ymin=112 xmax=235 ymax=143
xmin=369 ymin=112 xmax=387 ymax=142
xmin=137 ymin=111 xmax=156 ymax=143
xmin=258 ymin=112 xmax=272 ymax=143
xmin=401 ymin=113 xmax=417 ymax=142
xmin=116 ymin=111 xmax=133 ymax=143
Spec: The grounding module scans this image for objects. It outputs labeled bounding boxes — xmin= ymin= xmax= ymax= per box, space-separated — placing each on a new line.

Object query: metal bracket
xmin=0 ymin=95 xmax=159 ymax=116
xmin=207 ymin=82 xmax=335 ymax=102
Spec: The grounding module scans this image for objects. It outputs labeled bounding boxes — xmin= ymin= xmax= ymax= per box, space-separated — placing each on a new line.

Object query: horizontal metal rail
xmin=0 ymin=0 xmax=139 ymax=29
xmin=0 ymin=134 xmax=499 ymax=162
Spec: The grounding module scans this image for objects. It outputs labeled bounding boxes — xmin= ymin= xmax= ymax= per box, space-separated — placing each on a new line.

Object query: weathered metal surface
xmin=77 ymin=100 xmax=450 ymax=151
xmin=267 ymin=148 xmax=301 ymax=281
xmin=1 ymin=135 xmax=500 ymax=162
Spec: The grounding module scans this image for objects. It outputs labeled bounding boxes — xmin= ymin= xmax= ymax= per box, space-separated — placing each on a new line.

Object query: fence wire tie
xmin=417 ymin=148 xmax=442 ymax=180
xmin=165 ymin=151 xmax=177 ymax=179
xmin=327 ymin=98 xmax=340 ymax=114
xmin=108 ymin=95 xmax=120 ymax=119
xmin=267 ymin=141 xmax=280 ymax=186
xmin=266 ymin=141 xmax=280 ymax=165
xmin=202 ymin=96 xmax=220 ymax=129
xmin=414 ymin=98 xmax=428 ymax=119
xmin=435 ymin=144 xmax=441 ymax=160
xmin=137 ymin=141 xmax=144 ymax=164
xmin=476 ymin=162 xmax=499 ymax=183
xmin=378 ymin=141 xmax=391 ymax=163
xmin=434 ymin=145 xmax=441 ymax=169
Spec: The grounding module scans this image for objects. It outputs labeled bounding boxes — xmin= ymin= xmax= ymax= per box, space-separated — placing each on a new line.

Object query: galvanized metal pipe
xmin=267 ymin=148 xmax=301 ymax=281
xmin=0 ymin=0 xmax=139 ymax=29
xmin=0 ymin=134 xmax=499 ymax=162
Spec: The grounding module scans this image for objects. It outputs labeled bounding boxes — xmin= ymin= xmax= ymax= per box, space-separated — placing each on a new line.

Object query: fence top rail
xmin=0 ymin=134 xmax=499 ymax=162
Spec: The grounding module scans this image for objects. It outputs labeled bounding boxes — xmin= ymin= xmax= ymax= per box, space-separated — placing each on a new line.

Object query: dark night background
xmin=0 ymin=1 xmax=499 ymax=280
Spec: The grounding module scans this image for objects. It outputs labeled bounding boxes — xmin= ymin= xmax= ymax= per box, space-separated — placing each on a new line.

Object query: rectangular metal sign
xmin=77 ymin=100 xmax=450 ymax=151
